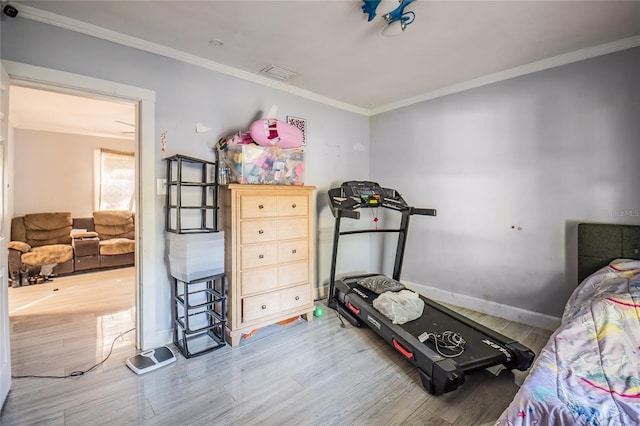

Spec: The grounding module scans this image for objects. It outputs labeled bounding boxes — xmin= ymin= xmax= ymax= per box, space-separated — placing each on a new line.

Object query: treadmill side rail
xmin=421 ymin=296 xmax=536 ymax=370
xmin=504 ymin=342 xmax=535 ymax=371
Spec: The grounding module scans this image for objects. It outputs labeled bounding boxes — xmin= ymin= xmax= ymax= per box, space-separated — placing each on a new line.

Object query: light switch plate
xmin=157 ymin=179 xmax=167 ymax=195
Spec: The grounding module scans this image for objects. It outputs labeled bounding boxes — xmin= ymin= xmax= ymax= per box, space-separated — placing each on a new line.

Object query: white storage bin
xmin=169 ymin=252 xmax=224 ymax=282
xmin=168 ymin=231 xmax=224 ymax=258
xmin=167 ymin=230 xmax=225 ymax=281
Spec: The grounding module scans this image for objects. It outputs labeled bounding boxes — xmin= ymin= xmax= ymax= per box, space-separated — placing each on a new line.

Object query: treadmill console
xmin=328 ymin=181 xmax=421 ymax=219
xmin=341 ymin=181 xmax=387 ymax=207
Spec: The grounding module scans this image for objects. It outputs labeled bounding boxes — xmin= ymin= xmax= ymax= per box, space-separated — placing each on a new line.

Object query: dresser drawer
xmin=279 ymin=261 xmax=308 ymax=286
xmin=241 ymin=243 xmax=278 ymax=269
xmin=281 ymin=284 xmax=311 ymax=311
xmin=241 ymin=220 xmax=277 ymax=244
xmin=278 ymin=240 xmax=308 ymax=263
xmin=278 ymin=218 xmax=308 ymax=240
xmin=241 ymin=266 xmax=278 ymax=296
xmin=243 ymin=291 xmax=281 ymax=322
xmin=240 ymin=195 xmax=277 ymax=219
xmin=278 ymin=195 xmax=308 ymax=217
xmin=242 ymin=261 xmax=307 ymax=295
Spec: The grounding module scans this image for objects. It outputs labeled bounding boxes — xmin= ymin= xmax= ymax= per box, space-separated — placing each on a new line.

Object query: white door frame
xmin=1 ymin=60 xmax=157 ymax=350
xmin=0 ymin=61 xmax=12 ymax=410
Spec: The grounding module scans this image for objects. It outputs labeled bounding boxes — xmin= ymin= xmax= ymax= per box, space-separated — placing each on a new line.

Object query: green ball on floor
xmin=313 ymin=306 xmax=324 ymax=317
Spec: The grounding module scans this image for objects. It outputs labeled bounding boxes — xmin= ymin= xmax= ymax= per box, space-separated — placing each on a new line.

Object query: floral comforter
xmin=496 ymin=259 xmax=640 ymax=426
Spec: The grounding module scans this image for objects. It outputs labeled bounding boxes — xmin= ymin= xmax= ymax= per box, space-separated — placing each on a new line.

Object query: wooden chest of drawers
xmin=220 ymin=184 xmax=315 ymax=346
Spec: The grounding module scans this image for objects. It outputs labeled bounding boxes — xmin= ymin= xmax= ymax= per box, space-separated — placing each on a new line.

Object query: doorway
xmin=7 ymin=85 xmax=139 ymax=376
xmin=0 ymin=60 xmax=159 ymax=390
xmin=0 ymin=61 xmax=162 ymax=405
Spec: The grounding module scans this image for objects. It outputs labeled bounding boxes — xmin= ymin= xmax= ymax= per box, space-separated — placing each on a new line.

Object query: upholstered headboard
xmin=577 ymin=223 xmax=640 ymax=284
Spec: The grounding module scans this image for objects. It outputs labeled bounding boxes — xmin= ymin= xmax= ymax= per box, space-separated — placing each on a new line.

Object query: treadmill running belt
xmin=400 ymin=303 xmax=510 ymax=371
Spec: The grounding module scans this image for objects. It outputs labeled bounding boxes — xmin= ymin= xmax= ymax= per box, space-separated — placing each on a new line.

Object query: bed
xmin=496 ymin=223 xmax=640 ymax=425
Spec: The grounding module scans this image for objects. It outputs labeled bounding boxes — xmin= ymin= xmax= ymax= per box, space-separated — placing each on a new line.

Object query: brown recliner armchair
xmin=8 ymin=212 xmax=75 ymax=282
xmin=92 ymin=210 xmax=136 ymax=268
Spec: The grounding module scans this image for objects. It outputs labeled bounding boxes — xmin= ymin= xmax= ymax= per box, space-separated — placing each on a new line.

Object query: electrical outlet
xmin=157 ymin=179 xmax=167 ymax=195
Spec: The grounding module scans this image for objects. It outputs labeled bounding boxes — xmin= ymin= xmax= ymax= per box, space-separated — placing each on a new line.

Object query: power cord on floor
xmin=326 ymin=297 xmax=346 ymax=328
xmin=418 ymin=330 xmax=466 ymax=358
xmin=335 ymin=308 xmax=346 ymax=328
xmin=11 ymin=328 xmax=135 ymax=379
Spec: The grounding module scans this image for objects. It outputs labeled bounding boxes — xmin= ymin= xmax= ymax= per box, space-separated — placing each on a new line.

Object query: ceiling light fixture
xmin=361 ymin=0 xmax=416 ymax=36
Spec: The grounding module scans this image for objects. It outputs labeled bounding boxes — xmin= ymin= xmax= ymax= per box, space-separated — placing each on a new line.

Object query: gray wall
xmin=1 ymin=17 xmax=370 ymax=343
xmin=13 ymin=129 xmax=134 ymax=218
xmin=371 ymin=47 xmax=640 ymax=317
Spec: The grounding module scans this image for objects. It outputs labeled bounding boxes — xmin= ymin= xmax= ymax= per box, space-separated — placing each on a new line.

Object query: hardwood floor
xmin=1 ymin=270 xmax=552 ymax=425
xmin=6 ymin=267 xmax=136 ymax=380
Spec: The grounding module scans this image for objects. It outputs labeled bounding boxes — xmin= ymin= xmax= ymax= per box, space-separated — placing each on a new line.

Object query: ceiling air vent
xmin=260 ymin=65 xmax=296 ymax=81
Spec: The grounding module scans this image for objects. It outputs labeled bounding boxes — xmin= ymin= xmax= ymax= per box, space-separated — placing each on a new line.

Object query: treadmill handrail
xmin=335 ymin=206 xmax=436 ymax=221
xmin=329 ymin=194 xmax=435 ymax=220
xmin=411 ymin=207 xmax=437 ymax=216
xmin=338 ymin=209 xmax=360 ymax=220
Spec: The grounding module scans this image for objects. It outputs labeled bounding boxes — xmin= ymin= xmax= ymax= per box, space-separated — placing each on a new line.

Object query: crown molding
xmin=371 ymin=34 xmax=640 ymax=115
xmin=16 ymin=3 xmax=371 ymax=116
xmin=15 ymin=3 xmax=640 ymax=118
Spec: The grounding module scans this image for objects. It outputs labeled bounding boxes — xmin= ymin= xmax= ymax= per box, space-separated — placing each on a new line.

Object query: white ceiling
xmin=9 ymin=86 xmax=136 ymax=140
xmin=7 ymin=1 xmax=640 ymax=136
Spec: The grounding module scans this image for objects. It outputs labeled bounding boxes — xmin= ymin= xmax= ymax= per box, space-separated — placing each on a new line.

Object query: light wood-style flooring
xmin=1 ymin=268 xmax=552 ymax=425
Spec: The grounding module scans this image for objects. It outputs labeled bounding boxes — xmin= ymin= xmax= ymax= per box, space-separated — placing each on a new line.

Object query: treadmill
xmin=328 ymin=181 xmax=534 ymax=394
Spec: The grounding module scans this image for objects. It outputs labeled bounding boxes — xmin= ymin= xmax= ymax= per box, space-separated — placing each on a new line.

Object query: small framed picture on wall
xmin=287 ymin=116 xmax=307 ymax=146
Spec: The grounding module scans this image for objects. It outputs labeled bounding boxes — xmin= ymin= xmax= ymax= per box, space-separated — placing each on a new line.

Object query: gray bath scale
xmin=126 ymin=345 xmax=176 ymax=374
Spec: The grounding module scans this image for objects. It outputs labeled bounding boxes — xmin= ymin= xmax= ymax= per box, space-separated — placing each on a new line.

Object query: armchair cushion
xmin=23 ymin=212 xmax=72 ymax=247
xmin=8 ymin=241 xmax=31 ymax=253
xmin=93 ymin=211 xmax=135 ymax=240
xmin=21 ymin=244 xmax=73 ymax=267
xmin=99 ymin=238 xmax=135 ymax=255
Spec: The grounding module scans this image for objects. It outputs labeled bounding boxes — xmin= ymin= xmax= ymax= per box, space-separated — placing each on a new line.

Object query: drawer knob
xmin=259 ymin=254 xmax=264 ymax=259
xmin=292 ymin=203 xmax=297 ymax=208
xmin=258 ymin=229 xmax=264 ymax=234
xmin=295 ymin=296 xmax=300 ymax=301
xmin=258 ymin=204 xmax=264 ymax=209
xmin=261 ymin=304 xmax=267 ymax=310
xmin=292 ymin=249 xmax=297 ymax=254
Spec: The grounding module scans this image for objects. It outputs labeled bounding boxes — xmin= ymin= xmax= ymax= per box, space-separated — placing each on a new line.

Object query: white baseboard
xmin=403 ymin=280 xmax=561 ymax=332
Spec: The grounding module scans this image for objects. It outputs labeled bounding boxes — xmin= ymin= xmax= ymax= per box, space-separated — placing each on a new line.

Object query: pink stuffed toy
xmin=250 ymin=118 xmax=303 ymax=149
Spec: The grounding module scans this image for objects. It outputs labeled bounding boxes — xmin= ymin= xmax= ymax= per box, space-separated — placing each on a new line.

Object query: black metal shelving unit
xmin=165 ymin=154 xmax=219 ymax=234
xmin=165 ymin=154 xmax=226 ymax=357
xmin=172 ymin=273 xmax=227 ymax=358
